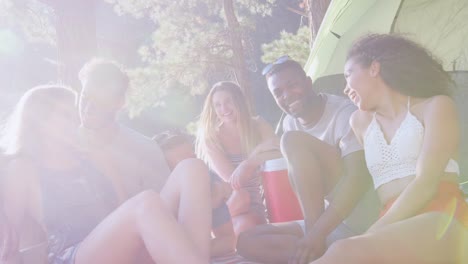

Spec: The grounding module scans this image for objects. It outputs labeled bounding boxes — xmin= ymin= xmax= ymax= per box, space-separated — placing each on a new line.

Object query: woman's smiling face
xmin=212 ymin=90 xmax=238 ymax=124
xmin=343 ymin=57 xmax=379 ymax=111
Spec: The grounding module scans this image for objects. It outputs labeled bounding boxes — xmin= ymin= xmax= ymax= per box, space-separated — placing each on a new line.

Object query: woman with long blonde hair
xmin=196 ymin=81 xmax=280 ymax=234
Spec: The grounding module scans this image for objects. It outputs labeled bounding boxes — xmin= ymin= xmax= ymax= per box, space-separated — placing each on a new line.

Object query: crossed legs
xmin=74 ymin=158 xmax=211 ymax=264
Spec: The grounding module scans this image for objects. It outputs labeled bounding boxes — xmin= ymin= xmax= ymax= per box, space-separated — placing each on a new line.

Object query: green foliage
xmin=105 ymin=0 xmax=276 ymax=116
xmin=0 ymin=0 xmax=55 ymax=45
xmin=261 ymin=26 xmax=310 ymax=66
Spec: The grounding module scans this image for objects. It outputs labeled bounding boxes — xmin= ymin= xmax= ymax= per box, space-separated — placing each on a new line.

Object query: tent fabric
xmin=305 ymin=0 xmax=468 ymax=81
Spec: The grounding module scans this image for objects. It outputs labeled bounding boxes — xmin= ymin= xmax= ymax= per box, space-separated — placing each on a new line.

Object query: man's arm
xmin=308 ymin=151 xmax=371 ymax=238
xmin=1 ymin=159 xmax=36 ymax=263
xmin=294 ymin=151 xmax=372 ymax=264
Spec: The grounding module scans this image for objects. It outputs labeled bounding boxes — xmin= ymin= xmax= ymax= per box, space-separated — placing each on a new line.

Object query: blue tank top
xmin=38 ymin=158 xmax=118 ymax=260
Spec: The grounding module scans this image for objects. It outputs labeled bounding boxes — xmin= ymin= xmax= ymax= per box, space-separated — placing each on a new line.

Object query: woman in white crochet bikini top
xmin=309 ymin=34 xmax=468 ymax=264
xmin=364 ymin=96 xmax=459 ymax=189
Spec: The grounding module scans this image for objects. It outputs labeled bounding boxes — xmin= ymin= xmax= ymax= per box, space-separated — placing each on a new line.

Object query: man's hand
xmin=289 ymin=230 xmax=327 ymax=264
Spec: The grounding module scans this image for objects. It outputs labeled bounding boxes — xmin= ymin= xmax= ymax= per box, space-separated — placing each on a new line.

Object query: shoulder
xmin=3 ymin=157 xmax=38 ymax=194
xmin=253 ymin=116 xmax=274 ymax=133
xmin=322 ymin=93 xmax=357 ymax=117
xmin=416 ymin=95 xmax=457 ymax=122
xmin=282 ymin=114 xmax=297 ymax=131
xmin=119 ymin=126 xmax=162 ymax=154
xmin=120 ymin=126 xmax=153 ymax=144
xmin=350 ymin=110 xmax=373 ymax=127
xmin=411 ymin=95 xmax=457 ymax=123
xmin=322 ymin=93 xmax=354 ymax=107
xmin=324 ymin=95 xmax=359 ymax=132
xmin=422 ymin=95 xmax=456 ymax=111
xmin=350 ymin=110 xmax=373 ymax=139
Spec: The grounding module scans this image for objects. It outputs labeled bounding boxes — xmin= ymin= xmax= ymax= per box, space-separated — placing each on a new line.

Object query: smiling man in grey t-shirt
xmin=237 ymin=57 xmax=378 ymax=264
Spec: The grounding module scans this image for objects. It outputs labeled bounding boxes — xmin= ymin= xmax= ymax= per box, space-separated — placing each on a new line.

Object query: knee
xmin=172 ymin=158 xmax=210 ymax=185
xmin=280 ymin=131 xmax=321 ymax=157
xmin=132 ymin=190 xmax=168 ymax=217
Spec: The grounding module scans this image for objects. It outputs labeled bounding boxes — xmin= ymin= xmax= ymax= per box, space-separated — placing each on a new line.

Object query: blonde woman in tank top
xmin=310 ymin=34 xmax=468 ymax=263
xmin=196 ymin=81 xmax=281 ymax=235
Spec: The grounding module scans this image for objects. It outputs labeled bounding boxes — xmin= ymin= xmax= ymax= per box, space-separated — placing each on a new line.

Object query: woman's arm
xmin=205 ymin=143 xmax=237 ymax=182
xmin=1 ymin=159 xmax=39 ymax=262
xmin=230 ymin=118 xmax=281 ymax=189
xmin=0 ymin=203 xmax=19 ymax=263
xmin=349 ymin=110 xmax=371 ymax=146
xmin=208 ymin=118 xmax=280 ymax=188
xmin=370 ymin=96 xmax=459 ymax=230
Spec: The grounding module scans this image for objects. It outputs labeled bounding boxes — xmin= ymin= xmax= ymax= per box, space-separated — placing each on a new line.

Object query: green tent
xmin=305 ymin=0 xmax=468 ymax=81
xmin=303 ymin=0 xmax=468 ymax=189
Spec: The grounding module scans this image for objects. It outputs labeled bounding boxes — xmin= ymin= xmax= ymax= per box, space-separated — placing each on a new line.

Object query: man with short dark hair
xmin=78 ymin=59 xmax=170 ymax=202
xmin=237 ymin=56 xmax=378 ymax=264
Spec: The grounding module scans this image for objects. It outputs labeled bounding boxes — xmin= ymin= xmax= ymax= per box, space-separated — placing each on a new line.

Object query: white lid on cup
xmin=263 ymin=157 xmax=287 ymax=172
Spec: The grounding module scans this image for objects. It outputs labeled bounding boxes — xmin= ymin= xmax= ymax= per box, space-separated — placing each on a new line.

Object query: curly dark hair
xmin=347 ymin=34 xmax=453 ymax=97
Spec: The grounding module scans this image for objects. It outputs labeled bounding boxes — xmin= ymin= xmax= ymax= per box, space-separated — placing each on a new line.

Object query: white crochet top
xmin=363 ymin=97 xmax=459 ymax=189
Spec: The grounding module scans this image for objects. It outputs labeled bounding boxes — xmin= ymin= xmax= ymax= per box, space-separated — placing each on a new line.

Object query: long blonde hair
xmin=0 ymin=85 xmax=77 ymax=157
xmin=196 ymin=81 xmax=261 ymax=165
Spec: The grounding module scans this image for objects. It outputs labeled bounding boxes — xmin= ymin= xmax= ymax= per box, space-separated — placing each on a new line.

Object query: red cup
xmin=262 ymin=158 xmax=304 ymax=223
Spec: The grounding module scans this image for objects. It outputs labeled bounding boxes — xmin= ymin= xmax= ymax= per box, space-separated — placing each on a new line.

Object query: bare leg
xmin=312 ymin=212 xmax=468 ymax=264
xmin=237 ymin=221 xmax=304 ymax=263
xmin=74 ymin=158 xmax=211 ymax=264
xmin=159 ymin=158 xmax=212 ymax=258
xmin=281 ymin=131 xmax=342 ymax=230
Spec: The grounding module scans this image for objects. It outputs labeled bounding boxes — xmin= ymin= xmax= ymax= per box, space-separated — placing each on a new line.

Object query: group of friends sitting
xmin=1 ymin=33 xmax=467 ymax=264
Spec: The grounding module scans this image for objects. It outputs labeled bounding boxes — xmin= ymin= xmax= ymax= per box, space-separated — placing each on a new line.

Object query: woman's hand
xmin=230 ymin=155 xmax=261 ymax=190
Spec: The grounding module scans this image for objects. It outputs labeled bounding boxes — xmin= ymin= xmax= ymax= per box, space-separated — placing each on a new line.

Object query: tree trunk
xmin=306 ymin=0 xmax=331 ymax=47
xmin=40 ymin=0 xmax=98 ymax=90
xmin=223 ymin=0 xmax=254 ymax=113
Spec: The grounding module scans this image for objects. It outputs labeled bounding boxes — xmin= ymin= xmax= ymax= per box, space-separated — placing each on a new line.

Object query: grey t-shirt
xmin=283 ymin=93 xmax=362 ymax=157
